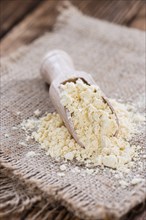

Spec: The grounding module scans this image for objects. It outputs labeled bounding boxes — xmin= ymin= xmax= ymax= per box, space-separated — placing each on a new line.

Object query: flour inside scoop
xmin=21 ymin=79 xmax=144 ymax=172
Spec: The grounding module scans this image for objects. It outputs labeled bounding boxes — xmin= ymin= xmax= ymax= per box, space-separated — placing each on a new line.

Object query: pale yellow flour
xmin=21 ymin=79 xmax=144 ymax=170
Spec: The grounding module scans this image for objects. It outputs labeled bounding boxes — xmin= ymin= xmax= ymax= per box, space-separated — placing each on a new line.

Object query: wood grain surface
xmin=0 ymin=0 xmax=145 ymax=220
xmin=130 ymin=6 xmax=146 ymax=29
xmin=0 ymin=0 xmax=145 ymax=56
xmin=0 ymin=0 xmax=41 ymax=38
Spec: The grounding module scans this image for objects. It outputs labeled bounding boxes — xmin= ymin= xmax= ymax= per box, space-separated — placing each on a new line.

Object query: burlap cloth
xmin=0 ymin=4 xmax=146 ymax=220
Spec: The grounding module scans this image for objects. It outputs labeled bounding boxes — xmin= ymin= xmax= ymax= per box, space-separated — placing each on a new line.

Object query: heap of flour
xmin=22 ymin=79 xmax=144 ymax=170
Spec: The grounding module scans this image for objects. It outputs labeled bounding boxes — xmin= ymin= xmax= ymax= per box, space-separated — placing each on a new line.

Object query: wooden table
xmin=0 ymin=0 xmax=145 ymax=219
xmin=0 ymin=0 xmax=145 ymax=57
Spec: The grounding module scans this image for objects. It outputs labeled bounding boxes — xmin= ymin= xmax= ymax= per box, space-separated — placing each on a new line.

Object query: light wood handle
xmin=40 ymin=50 xmax=75 ymax=84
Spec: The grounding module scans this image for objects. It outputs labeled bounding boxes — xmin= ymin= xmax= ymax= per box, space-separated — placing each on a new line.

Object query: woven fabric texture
xmin=0 ymin=165 xmax=82 ymax=220
xmin=1 ymin=4 xmax=145 ymax=220
xmin=0 ymin=166 xmax=145 ymax=220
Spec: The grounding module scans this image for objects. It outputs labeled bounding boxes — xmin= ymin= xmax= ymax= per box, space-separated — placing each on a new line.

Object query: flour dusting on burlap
xmin=0 ymin=4 xmax=145 ymax=220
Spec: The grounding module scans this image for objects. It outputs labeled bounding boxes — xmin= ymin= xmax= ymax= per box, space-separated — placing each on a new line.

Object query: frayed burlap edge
xmin=0 ymin=154 xmax=146 ymax=220
xmin=0 ymin=164 xmax=82 ymax=220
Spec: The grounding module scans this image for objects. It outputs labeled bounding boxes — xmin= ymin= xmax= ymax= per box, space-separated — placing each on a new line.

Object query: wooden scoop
xmin=41 ymin=50 xmax=119 ymax=148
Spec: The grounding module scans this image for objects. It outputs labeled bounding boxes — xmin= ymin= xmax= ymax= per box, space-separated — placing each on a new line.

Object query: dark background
xmin=0 ymin=0 xmax=145 ymax=57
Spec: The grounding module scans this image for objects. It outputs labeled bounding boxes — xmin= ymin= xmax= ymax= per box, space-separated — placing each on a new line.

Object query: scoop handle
xmin=40 ymin=50 xmax=75 ymax=84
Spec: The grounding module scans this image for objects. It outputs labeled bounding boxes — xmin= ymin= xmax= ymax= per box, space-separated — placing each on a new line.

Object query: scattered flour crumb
xmin=4 ymin=134 xmax=9 ymax=138
xmin=131 ymin=178 xmax=144 ymax=185
xmin=34 ymin=109 xmax=41 ymax=117
xmin=136 ymin=145 xmax=141 ymax=150
xmin=16 ymin=111 xmax=21 ymax=115
xmin=26 ymin=151 xmax=36 ymax=157
xmin=71 ymin=167 xmax=80 ymax=173
xmin=60 ymin=164 xmax=67 ymax=171
xmin=12 ymin=126 xmax=18 ymax=130
xmin=80 ymin=173 xmax=86 ymax=177
xmin=85 ymin=168 xmax=94 ymax=175
xmin=19 ymin=142 xmax=27 ymax=147
xmin=119 ymin=180 xmax=129 ymax=188
xmin=21 ymin=119 xmax=36 ymax=131
xmin=64 ymin=152 xmax=74 ymax=160
xmin=26 ymin=136 xmax=31 ymax=142
xmin=57 ymin=172 xmax=65 ymax=177
xmin=102 ymin=155 xmax=118 ymax=169
xmin=132 ymin=113 xmax=145 ymax=123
